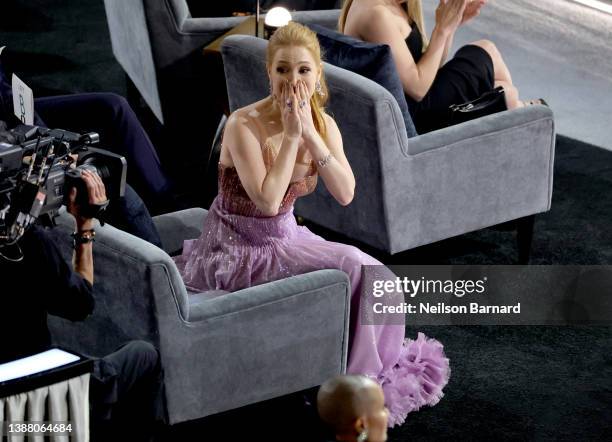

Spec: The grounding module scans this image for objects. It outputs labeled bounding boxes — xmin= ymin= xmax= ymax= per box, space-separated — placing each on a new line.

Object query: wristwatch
xmin=71 ymin=229 xmax=96 ymax=248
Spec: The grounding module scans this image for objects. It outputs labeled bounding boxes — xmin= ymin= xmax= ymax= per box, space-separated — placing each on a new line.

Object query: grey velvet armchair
xmin=221 ymin=35 xmax=555 ymax=258
xmin=46 ymin=208 xmax=351 ymax=424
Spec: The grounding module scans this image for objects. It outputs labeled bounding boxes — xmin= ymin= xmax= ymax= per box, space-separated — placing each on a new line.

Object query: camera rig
xmin=0 ymin=123 xmax=126 ymax=253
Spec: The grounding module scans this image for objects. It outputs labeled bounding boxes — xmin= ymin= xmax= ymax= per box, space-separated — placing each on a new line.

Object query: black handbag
xmin=448 ymin=86 xmax=507 ymax=125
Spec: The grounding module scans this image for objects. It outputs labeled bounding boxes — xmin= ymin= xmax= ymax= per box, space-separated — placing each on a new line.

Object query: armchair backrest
xmin=221 ymin=35 xmax=409 ymax=251
xmin=103 ymin=0 xmax=245 ymax=123
xmin=144 ymin=0 xmax=245 ymax=69
xmin=104 ymin=0 xmax=163 ymax=121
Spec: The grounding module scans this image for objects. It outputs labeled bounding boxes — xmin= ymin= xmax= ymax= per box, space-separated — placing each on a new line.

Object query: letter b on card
xmin=12 ymin=74 xmax=34 ymax=125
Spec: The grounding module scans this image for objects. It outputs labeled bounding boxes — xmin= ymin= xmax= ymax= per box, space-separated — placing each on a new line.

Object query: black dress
xmin=405 ymin=26 xmax=495 ymax=133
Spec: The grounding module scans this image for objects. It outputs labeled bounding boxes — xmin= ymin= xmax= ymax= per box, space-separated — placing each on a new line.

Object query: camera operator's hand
xmin=67 ymin=170 xmax=108 ymax=230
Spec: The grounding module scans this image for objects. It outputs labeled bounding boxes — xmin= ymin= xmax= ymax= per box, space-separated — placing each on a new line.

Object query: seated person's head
xmin=266 ymin=21 xmax=329 ymax=133
xmin=317 ymin=375 xmax=389 ymax=442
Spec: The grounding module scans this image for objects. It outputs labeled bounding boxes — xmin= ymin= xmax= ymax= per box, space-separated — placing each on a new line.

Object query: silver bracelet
xmin=317 ymin=152 xmax=333 ymax=168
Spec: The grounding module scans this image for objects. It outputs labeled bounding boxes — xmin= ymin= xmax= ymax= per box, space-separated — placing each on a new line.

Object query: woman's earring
xmin=357 ymin=430 xmax=368 ymax=442
xmin=315 ymin=80 xmax=325 ymax=97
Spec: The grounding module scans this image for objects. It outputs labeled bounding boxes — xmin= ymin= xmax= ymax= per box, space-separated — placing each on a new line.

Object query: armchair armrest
xmin=155 ymin=268 xmax=351 ymax=423
xmin=407 ymin=105 xmax=555 ymax=155
xmin=187 ymin=269 xmax=349 ymax=322
xmin=181 ymin=16 xmax=246 ymax=34
xmin=181 ymin=10 xmax=340 ymax=36
xmin=379 ymin=106 xmax=556 ymax=253
xmin=292 ymin=10 xmax=340 ymax=30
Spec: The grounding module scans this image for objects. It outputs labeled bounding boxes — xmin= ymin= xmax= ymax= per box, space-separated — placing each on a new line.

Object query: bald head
xmin=317 ymin=375 xmax=381 ymax=434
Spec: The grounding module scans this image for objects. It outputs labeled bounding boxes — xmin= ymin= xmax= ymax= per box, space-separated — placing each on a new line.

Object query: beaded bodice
xmin=218 ymin=139 xmax=318 ymax=217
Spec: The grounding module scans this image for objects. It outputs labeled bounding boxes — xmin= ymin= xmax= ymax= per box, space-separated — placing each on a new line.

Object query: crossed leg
xmin=467 ymin=39 xmax=541 ymax=110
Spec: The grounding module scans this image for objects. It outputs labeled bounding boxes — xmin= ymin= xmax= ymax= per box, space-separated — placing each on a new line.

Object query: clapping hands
xmin=435 ymin=0 xmax=468 ymax=34
xmin=436 ymin=0 xmax=486 ymax=33
xmin=461 ymin=0 xmax=486 ymax=26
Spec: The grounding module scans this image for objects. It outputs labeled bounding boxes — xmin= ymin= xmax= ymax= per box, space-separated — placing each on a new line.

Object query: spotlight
xmin=264 ymin=7 xmax=292 ymax=38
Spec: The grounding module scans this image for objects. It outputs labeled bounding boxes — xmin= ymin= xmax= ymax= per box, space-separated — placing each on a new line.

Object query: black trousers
xmin=89 ymin=341 xmax=165 ymax=442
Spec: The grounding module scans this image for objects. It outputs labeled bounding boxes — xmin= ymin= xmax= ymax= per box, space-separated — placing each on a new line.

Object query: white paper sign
xmin=12 ymin=73 xmax=34 ymax=125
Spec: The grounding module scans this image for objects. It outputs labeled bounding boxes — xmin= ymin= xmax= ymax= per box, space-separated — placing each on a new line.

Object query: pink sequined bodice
xmin=217 ymin=139 xmax=318 ymax=217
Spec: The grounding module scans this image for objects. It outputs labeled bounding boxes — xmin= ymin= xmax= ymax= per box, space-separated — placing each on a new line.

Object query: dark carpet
xmin=1 ymin=1 xmax=611 ymax=441
xmin=168 ymin=324 xmax=612 ymax=442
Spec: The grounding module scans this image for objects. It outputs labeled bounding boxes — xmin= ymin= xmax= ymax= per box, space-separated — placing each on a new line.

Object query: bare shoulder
xmin=322 ymin=112 xmax=340 ymax=132
xmin=222 ymin=107 xmax=262 ymax=158
xmin=221 ymin=105 xmax=266 ymax=166
xmin=226 ymin=100 xmax=268 ymax=137
xmin=346 ymin=2 xmax=384 ymax=34
xmin=364 ymin=4 xmax=394 ymax=28
xmin=360 ymin=4 xmax=404 ymax=42
xmin=225 ymin=109 xmax=253 ymax=137
xmin=351 ymin=2 xmax=390 ymax=23
xmin=322 ymin=112 xmax=342 ymax=145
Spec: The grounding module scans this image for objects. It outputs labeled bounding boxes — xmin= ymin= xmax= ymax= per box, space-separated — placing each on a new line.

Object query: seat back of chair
xmin=221 ymin=35 xmax=406 ymax=250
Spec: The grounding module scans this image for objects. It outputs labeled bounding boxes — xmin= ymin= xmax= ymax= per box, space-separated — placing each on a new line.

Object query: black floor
xmin=2 ymin=1 xmax=611 ymax=441
xmin=165 ymin=325 xmax=612 ymax=442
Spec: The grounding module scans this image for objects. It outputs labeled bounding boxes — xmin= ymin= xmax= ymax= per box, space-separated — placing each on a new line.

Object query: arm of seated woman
xmin=224 ymin=111 xmax=300 ymax=216
xmin=358 ymin=6 xmax=451 ymax=102
xmin=308 ymin=114 xmax=355 ymax=206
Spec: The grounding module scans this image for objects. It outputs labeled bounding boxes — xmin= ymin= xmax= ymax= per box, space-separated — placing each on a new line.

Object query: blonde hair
xmin=338 ymin=0 xmax=429 ymax=51
xmin=267 ymin=22 xmax=328 ymax=137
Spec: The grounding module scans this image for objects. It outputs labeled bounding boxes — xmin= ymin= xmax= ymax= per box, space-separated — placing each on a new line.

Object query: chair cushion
xmin=307 ymin=23 xmax=418 ymax=137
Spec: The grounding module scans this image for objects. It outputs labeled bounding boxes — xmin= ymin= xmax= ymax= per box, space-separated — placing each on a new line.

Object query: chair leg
xmin=516 ymin=215 xmax=535 ymax=264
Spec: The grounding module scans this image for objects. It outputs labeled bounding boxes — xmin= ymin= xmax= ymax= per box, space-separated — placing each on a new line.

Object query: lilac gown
xmin=174 ymin=139 xmax=450 ymax=426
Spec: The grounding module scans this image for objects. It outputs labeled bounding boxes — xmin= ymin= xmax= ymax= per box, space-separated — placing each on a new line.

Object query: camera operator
xmin=0 ymin=52 xmax=173 ymax=212
xmin=0 ymin=175 xmax=165 ymax=441
xmin=0 ymin=60 xmax=163 ymax=248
